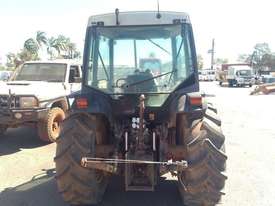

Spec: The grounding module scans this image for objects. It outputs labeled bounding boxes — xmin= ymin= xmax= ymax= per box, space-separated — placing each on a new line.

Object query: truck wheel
xmin=0 ymin=125 xmax=7 ymax=137
xmin=229 ymin=80 xmax=233 ymax=87
xmin=38 ymin=107 xmax=65 ymax=142
xmin=178 ymin=108 xmax=227 ymax=206
xmin=55 ymin=114 xmax=108 ymax=205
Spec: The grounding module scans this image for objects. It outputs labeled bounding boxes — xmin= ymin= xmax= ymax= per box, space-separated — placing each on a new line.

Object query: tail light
xmin=189 ymin=96 xmax=202 ymax=106
xmin=76 ymin=98 xmax=88 ymax=109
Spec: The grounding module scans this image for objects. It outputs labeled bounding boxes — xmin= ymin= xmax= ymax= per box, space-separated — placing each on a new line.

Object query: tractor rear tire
xmin=178 ymin=108 xmax=227 ymax=206
xmin=55 ymin=113 xmax=108 ymax=205
xmin=38 ymin=107 xmax=65 ymax=142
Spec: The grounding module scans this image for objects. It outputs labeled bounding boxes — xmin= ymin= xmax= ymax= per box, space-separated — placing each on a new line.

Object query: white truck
xmin=0 ymin=60 xmax=82 ymax=142
xmin=227 ymin=65 xmax=253 ymax=87
xmin=200 ymin=69 xmax=215 ymax=81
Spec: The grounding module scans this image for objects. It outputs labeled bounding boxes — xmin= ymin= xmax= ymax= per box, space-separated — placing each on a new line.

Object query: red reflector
xmin=76 ymin=98 xmax=88 ymax=109
xmin=190 ymin=97 xmax=202 ymax=106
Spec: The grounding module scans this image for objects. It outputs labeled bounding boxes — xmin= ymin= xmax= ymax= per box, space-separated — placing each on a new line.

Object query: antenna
xmin=115 ymin=8 xmax=120 ymax=25
xmin=156 ymin=0 xmax=161 ymax=19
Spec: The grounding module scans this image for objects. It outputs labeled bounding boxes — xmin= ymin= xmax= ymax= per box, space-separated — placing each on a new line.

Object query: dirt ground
xmin=0 ymin=81 xmax=275 ymax=206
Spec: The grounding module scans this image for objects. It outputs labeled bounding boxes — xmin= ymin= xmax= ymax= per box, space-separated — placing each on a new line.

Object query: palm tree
xmin=23 ymin=31 xmax=47 ymax=59
xmin=67 ymin=42 xmax=76 ymax=59
xmin=36 ymin=31 xmax=48 ymax=47
xmin=47 ymin=36 xmax=66 ymax=59
xmin=24 ymin=38 xmax=39 ymax=55
xmin=56 ymin=35 xmax=69 ymax=51
xmin=19 ymin=49 xmax=39 ymax=62
xmin=61 ymin=37 xmax=81 ymax=59
xmin=6 ymin=53 xmax=16 ymax=67
xmin=6 ymin=49 xmax=39 ymax=69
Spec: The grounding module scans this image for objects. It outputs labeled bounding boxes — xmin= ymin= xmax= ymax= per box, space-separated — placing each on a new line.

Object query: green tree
xmin=261 ymin=53 xmax=275 ymax=69
xmin=251 ymin=43 xmax=271 ymax=73
xmin=24 ymin=38 xmax=39 ymax=55
xmin=237 ymin=43 xmax=274 ymax=73
xmin=6 ymin=50 xmax=39 ymax=69
xmin=35 ymin=31 xmax=48 ymax=47
xmin=18 ymin=49 xmax=39 ymax=62
xmin=47 ymin=36 xmax=67 ymax=59
xmin=237 ymin=54 xmax=251 ymax=63
xmin=6 ymin=52 xmax=17 ymax=68
xmin=47 ymin=37 xmax=58 ymax=59
xmin=54 ymin=36 xmax=81 ymax=59
xmin=65 ymin=41 xmax=81 ymax=59
xmin=215 ymin=58 xmax=228 ymax=65
xmin=24 ymin=31 xmax=48 ymax=56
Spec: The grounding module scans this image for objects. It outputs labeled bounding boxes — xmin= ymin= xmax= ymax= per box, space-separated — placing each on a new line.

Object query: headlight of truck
xmin=19 ymin=97 xmax=38 ymax=108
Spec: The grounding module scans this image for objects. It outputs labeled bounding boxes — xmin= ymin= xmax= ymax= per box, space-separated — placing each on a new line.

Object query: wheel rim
xmin=51 ymin=114 xmax=64 ymax=140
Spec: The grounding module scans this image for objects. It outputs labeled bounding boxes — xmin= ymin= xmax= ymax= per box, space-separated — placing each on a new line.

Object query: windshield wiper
xmin=47 ymin=79 xmax=63 ymax=82
xmin=125 ymin=70 xmax=177 ymax=88
xmin=147 ymin=39 xmax=171 ymax=55
xmin=176 ymin=39 xmax=184 ymax=59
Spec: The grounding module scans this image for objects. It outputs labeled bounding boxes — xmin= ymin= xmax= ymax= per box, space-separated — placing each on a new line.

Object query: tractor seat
xmin=125 ymin=70 xmax=157 ymax=93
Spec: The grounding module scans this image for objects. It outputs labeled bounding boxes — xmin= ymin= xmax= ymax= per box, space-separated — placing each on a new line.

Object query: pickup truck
xmin=0 ymin=60 xmax=82 ymax=142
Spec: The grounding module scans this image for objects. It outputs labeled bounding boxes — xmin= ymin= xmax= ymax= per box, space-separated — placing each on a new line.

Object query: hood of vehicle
xmin=0 ymin=81 xmax=69 ymax=101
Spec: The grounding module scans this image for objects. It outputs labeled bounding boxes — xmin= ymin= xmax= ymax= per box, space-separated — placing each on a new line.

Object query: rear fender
xmin=67 ymin=92 xmax=113 ymax=124
xmin=167 ymin=92 xmax=205 ymax=129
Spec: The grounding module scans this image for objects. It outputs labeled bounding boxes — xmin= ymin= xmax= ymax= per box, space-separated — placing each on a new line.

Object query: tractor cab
xmin=82 ymin=11 xmax=198 ymax=109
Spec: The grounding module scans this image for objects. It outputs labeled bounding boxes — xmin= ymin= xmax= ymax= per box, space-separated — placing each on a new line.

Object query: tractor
xmin=55 ymin=10 xmax=227 ymax=205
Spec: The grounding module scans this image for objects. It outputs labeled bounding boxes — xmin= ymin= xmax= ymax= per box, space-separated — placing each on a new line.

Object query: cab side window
xmin=69 ymin=65 xmax=80 ymax=83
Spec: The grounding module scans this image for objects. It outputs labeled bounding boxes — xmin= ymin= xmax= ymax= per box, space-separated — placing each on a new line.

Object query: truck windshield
xmin=239 ymin=70 xmax=252 ymax=76
xmin=85 ymin=24 xmax=195 ymax=94
xmin=14 ymin=63 xmax=67 ymax=82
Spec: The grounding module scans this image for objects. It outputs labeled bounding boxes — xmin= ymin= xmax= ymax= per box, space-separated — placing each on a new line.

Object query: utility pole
xmin=208 ymin=39 xmax=215 ymax=70
xmin=210 ymin=38 xmax=215 ymax=70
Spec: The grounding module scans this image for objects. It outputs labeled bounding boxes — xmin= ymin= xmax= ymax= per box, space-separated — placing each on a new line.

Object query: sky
xmin=0 ymin=0 xmax=275 ymax=67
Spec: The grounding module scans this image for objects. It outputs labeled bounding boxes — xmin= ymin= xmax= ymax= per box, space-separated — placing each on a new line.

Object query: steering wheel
xmin=115 ymin=78 xmax=127 ymax=88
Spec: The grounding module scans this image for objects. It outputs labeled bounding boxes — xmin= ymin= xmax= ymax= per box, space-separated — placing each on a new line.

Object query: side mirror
xmin=2 ymin=74 xmax=10 ymax=81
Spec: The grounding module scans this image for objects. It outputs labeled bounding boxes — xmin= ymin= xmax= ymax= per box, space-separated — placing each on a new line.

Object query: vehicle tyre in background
xmin=38 ymin=107 xmax=65 ymax=142
xmin=228 ymin=80 xmax=233 ymax=87
xmin=178 ymin=107 xmax=227 ymax=206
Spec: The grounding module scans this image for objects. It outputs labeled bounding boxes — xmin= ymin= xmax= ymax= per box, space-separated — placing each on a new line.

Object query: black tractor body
xmin=55 ymin=11 xmax=227 ymax=206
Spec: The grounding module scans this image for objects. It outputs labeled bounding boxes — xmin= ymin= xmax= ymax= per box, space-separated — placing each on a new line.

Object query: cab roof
xmin=88 ymin=11 xmax=190 ymax=27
